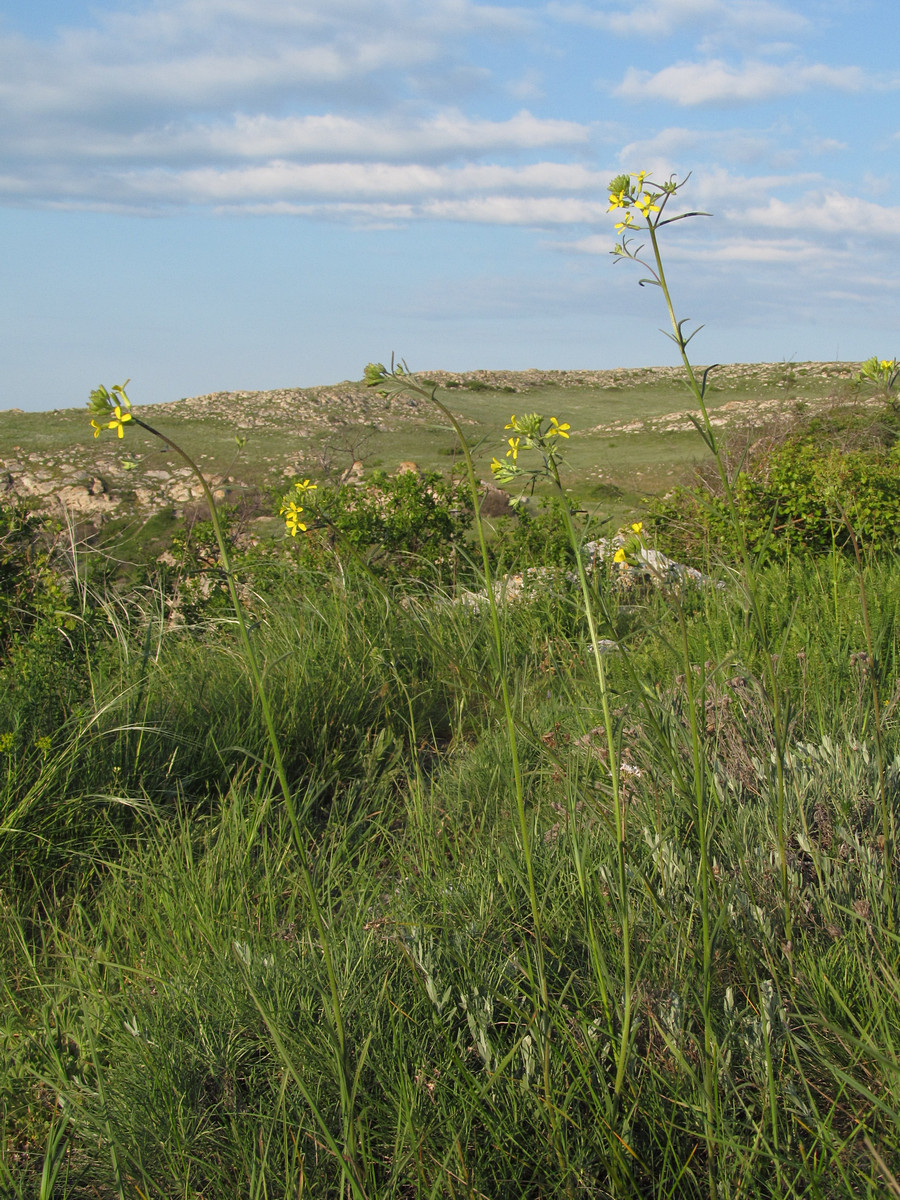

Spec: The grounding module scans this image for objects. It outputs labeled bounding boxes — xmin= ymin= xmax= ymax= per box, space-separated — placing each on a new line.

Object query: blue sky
xmin=1 ymin=0 xmax=897 ymax=411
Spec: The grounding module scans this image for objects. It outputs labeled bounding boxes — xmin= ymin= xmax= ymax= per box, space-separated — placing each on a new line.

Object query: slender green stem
xmin=548 ymin=467 xmax=631 ymax=1099
xmin=129 ymin=415 xmax=363 ymax=1193
xmin=375 ymin=372 xmax=573 ymax=1191
xmin=644 ymin=220 xmax=792 ymax=942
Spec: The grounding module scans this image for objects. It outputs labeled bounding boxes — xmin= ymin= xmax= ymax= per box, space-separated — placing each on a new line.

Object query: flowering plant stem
xmin=89 ymin=402 xmax=366 ymax=1198
xmin=612 ymin=175 xmax=792 ymax=944
xmin=364 ymin=362 xmax=572 ymax=1192
xmin=609 ymin=171 xmax=801 ymax=1195
xmin=543 ymin=460 xmax=632 ymax=1101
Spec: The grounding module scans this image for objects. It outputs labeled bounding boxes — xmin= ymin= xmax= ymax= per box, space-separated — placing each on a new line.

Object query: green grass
xmin=0 ymin=363 xmax=861 ymax=525
xmin=3 ymin=360 xmax=900 ymax=1198
xmin=2 ymin=538 xmax=900 ymax=1197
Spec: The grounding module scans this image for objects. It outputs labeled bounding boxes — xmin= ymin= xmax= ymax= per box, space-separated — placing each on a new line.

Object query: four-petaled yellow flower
xmin=92 ymin=404 xmax=133 ymax=439
xmin=548 ymin=417 xmax=570 ymax=438
xmin=293 ymin=479 xmax=317 ymax=494
xmin=490 ymin=456 xmax=504 ymax=473
xmin=635 ymin=194 xmax=659 ymax=218
xmin=506 ymin=437 xmax=521 ymax=461
xmin=91 ymin=404 xmax=133 ymax=439
xmin=108 ymin=405 xmax=132 ymax=437
xmin=281 ymin=500 xmax=307 ymax=536
xmin=613 ymin=547 xmax=627 ymax=564
xmin=607 ymin=189 xmax=629 ymax=212
xmin=631 ymin=522 xmax=643 ymax=535
xmin=504 ymin=415 xmax=518 ymax=430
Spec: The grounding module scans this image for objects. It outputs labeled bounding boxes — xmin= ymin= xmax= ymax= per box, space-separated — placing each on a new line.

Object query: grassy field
xmin=2 ymin=359 xmax=899 ymax=1198
xmin=0 ymin=361 xmax=860 ymax=519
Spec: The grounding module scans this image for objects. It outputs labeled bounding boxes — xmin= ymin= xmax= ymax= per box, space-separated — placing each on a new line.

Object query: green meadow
xmin=3 ymin=169 xmax=899 ymax=1196
xmin=3 ymin=358 xmax=900 ymax=1198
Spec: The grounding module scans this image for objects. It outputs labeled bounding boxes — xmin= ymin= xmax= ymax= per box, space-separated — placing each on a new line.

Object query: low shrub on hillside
xmin=486 ymin=496 xmax=578 ymax=569
xmin=284 ymin=468 xmax=475 ymax=583
xmin=649 ymin=414 xmax=900 ymax=565
xmin=0 ymin=500 xmax=76 ymax=659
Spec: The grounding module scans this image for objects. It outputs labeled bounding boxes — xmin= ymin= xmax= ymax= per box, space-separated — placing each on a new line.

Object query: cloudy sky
xmin=1 ymin=0 xmax=896 ymax=410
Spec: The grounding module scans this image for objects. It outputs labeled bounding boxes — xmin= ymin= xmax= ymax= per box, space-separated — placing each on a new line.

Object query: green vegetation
xmin=3 ymin=173 xmax=900 ymax=1197
xmin=650 ymin=404 xmax=900 ymax=565
xmin=4 ymin=488 xmax=900 ymax=1198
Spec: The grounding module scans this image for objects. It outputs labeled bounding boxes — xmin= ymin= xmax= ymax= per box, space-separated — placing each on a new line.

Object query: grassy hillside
xmin=0 ymin=362 xmax=861 ymax=521
xmin=2 ymin=359 xmax=900 ymax=1198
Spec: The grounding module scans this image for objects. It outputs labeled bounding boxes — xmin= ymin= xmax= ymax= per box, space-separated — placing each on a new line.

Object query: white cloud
xmin=32 ymin=159 xmax=607 ymax=207
xmin=616 ymin=59 xmax=868 ymax=105
xmin=742 ymin=191 xmax=900 ymax=235
xmin=421 ymin=195 xmax=609 ymax=223
xmin=213 ymin=195 xmax=610 ymax=226
xmin=3 ymin=110 xmax=589 ymax=165
xmin=0 ymin=0 xmax=532 ymax=122
xmin=557 ymin=230 xmax=822 ymax=263
xmin=548 ymin=0 xmax=808 ymax=40
xmin=616 ymin=125 xmax=848 ymax=173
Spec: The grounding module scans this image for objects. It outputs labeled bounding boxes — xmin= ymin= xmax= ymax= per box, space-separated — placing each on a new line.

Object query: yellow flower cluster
xmin=489 ymin=413 xmax=572 ymax=485
xmin=613 ymin=523 xmax=644 ymax=566
xmin=607 ymin=172 xmax=660 ymax=232
xmin=90 ymin=404 xmax=132 ymax=439
xmin=280 ymin=479 xmax=317 ymax=536
xmin=88 ymin=383 xmax=134 ymax=439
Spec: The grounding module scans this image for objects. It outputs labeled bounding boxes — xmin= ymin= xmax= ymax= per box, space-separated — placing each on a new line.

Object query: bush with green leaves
xmin=487 ymin=496 xmax=578 ymax=569
xmin=649 ymin=433 xmax=900 ymax=565
xmin=286 ymin=468 xmax=475 ymax=582
xmin=0 ymin=500 xmax=76 ymax=660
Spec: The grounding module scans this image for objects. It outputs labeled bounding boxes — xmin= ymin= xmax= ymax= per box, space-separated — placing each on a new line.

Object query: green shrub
xmin=288 ymin=468 xmax=474 ymax=582
xmin=0 ymin=500 xmax=76 ymax=659
xmin=487 ymin=496 xmax=578 ymax=569
xmin=649 ymin=434 xmax=900 ymax=565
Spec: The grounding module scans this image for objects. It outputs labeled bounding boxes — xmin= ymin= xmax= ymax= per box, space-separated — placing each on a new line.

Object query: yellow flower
xmin=293 ymin=478 xmax=317 ymax=494
xmin=0 ymin=732 xmax=13 ymax=753
xmin=280 ymin=500 xmax=307 ymax=535
xmin=109 ymin=405 xmax=132 ymax=437
xmin=504 ymin=415 xmax=518 ymax=430
xmin=490 ymin=457 xmax=504 ymax=473
xmin=635 ymin=194 xmax=660 ymax=218
xmin=607 ymin=189 xmax=629 ymax=212
xmin=93 ymin=404 xmax=132 ymax=439
xmin=613 ymin=547 xmax=627 ymax=564
xmin=631 ymin=521 xmax=643 ymax=535
xmin=506 ymin=437 xmax=521 ymax=461
xmin=548 ymin=417 xmax=570 ymax=438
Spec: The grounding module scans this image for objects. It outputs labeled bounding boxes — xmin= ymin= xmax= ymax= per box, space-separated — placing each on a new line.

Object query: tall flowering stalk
xmin=362 ymin=362 xmax=578 ymax=1189
xmin=87 ymin=382 xmax=367 ymax=1197
xmin=607 ymin=173 xmax=795 ymax=901
xmin=491 ymin=411 xmax=633 ymax=1096
xmin=607 ymin=171 xmax=798 ymax=1190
